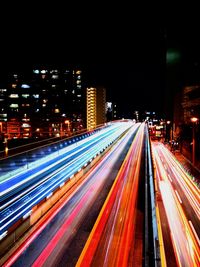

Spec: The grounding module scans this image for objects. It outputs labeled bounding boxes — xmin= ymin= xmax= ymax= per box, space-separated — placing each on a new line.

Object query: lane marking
xmin=175 ymin=190 xmax=182 ymax=204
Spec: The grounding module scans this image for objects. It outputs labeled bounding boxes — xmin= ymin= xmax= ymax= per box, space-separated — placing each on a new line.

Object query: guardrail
xmin=144 ymin=124 xmax=161 ymax=267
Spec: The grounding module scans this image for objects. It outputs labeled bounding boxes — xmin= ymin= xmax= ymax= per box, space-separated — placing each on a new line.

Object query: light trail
xmin=0 ymin=122 xmax=133 ymax=236
xmin=152 ymin=142 xmax=200 ymax=267
xmin=2 ymin=123 xmax=139 ymax=267
xmin=76 ymin=123 xmax=145 ymax=267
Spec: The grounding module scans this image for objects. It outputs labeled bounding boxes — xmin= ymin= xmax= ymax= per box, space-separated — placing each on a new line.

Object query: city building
xmin=86 ymin=87 xmax=106 ymax=129
xmin=182 ymin=85 xmax=200 ymax=124
xmin=0 ymin=66 xmax=84 ymax=140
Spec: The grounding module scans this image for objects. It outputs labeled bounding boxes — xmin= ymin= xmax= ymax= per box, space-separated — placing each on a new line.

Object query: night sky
xmin=1 ymin=7 xmax=198 ymax=118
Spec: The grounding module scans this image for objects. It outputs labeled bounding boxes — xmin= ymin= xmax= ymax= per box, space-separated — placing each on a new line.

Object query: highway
xmin=1 ymin=126 xmax=199 ymax=267
xmin=2 ymin=123 xmax=141 ymax=266
xmin=152 ymin=142 xmax=200 ymax=267
xmin=1 ymin=123 xmax=127 ymax=198
xmin=0 ymin=121 xmax=133 ymax=238
xmin=76 ymin=123 xmax=145 ymax=266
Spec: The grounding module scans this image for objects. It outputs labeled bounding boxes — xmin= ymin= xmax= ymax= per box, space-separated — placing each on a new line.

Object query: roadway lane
xmin=1 ymin=122 xmax=123 ymax=199
xmin=1 ymin=122 xmax=133 ymax=237
xmin=2 ymin=124 xmax=140 ymax=267
xmin=152 ymin=142 xmax=200 ymax=267
xmin=76 ymin=123 xmax=145 ymax=266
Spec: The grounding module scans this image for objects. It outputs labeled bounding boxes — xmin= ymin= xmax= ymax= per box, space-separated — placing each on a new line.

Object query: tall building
xmin=86 ymin=87 xmax=106 ymax=129
xmin=182 ymin=85 xmax=200 ymax=124
xmin=0 ymin=66 xmax=84 ymax=140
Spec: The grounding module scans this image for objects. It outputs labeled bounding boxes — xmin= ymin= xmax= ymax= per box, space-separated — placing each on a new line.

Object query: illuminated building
xmin=86 ymin=87 xmax=106 ymax=129
xmin=182 ymin=85 xmax=200 ymax=124
xmin=0 ymin=66 xmax=84 ymax=139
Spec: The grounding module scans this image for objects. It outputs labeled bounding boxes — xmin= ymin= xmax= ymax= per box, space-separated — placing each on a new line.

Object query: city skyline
xmin=0 ymin=61 xmax=165 ymax=117
xmin=1 ymin=17 xmax=200 ymax=118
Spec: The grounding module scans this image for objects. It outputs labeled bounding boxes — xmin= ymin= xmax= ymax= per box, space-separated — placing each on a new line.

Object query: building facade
xmin=0 ymin=66 xmax=84 ymax=140
xmin=86 ymin=87 xmax=106 ymax=129
xmin=182 ymin=85 xmax=200 ymax=124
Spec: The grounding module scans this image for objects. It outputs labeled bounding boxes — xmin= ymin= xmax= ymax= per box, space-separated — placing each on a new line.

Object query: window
xmin=9 ymin=94 xmax=19 ymax=98
xmin=22 ymin=94 xmax=30 ymax=98
xmin=33 ymin=69 xmax=39 ymax=74
xmin=52 ymin=75 xmax=58 ymax=79
xmin=21 ymin=84 xmax=30 ymax=89
xmin=41 ymin=70 xmax=47 ymax=74
xmin=22 ymin=103 xmax=30 ymax=107
xmin=33 ymin=94 xmax=39 ymax=98
xmin=10 ymin=103 xmax=19 ymax=108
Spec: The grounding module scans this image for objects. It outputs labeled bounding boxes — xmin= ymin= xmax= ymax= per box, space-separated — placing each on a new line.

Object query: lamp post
xmin=166 ymin=120 xmax=171 ymax=142
xmin=191 ymin=117 xmax=198 ymax=165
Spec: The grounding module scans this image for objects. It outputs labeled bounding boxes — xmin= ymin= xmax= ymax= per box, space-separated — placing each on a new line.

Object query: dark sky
xmin=0 ymin=21 xmax=165 ymax=118
xmin=0 ymin=5 xmax=182 ymax=117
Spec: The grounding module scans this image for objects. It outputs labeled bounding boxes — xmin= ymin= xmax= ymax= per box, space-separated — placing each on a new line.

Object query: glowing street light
xmin=191 ymin=117 xmax=198 ymax=165
xmin=165 ymin=120 xmax=171 ymax=142
xmin=191 ymin=117 xmax=198 ymax=123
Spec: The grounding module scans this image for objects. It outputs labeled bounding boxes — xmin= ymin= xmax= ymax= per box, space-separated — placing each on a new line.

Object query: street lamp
xmin=166 ymin=120 xmax=171 ymax=142
xmin=191 ymin=117 xmax=198 ymax=165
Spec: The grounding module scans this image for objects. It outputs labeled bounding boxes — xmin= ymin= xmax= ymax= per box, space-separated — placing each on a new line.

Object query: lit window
xmin=77 ymin=94 xmax=81 ymax=97
xmin=42 ymin=104 xmax=46 ymax=107
xmin=12 ymin=84 xmax=17 ymax=88
xmin=0 ymin=89 xmax=7 ymax=92
xmin=33 ymin=94 xmax=39 ymax=98
xmin=0 ymin=114 xmax=7 ymax=117
xmin=76 ymin=80 xmax=81 ymax=84
xmin=9 ymin=94 xmax=19 ymax=98
xmin=55 ymin=108 xmax=60 ymax=113
xmin=33 ymin=70 xmax=39 ymax=74
xmin=77 ymin=85 xmax=81 ymax=89
xmin=76 ymin=70 xmax=81 ymax=75
xmin=52 ymin=85 xmax=56 ymax=88
xmin=10 ymin=103 xmax=19 ymax=108
xmin=41 ymin=70 xmax=47 ymax=74
xmin=72 ymin=90 xmax=75 ymax=94
xmin=22 ymin=123 xmax=31 ymax=128
xmin=22 ymin=94 xmax=30 ymax=98
xmin=21 ymin=84 xmax=30 ymax=89
xmin=22 ymin=117 xmax=30 ymax=121
xmin=50 ymin=69 xmax=58 ymax=74
xmin=52 ymin=75 xmax=58 ymax=79
xmin=43 ymin=99 xmax=48 ymax=103
xmin=22 ymin=103 xmax=30 ymax=107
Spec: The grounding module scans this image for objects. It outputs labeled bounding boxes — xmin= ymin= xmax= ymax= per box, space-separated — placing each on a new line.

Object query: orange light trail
xmin=152 ymin=142 xmax=200 ymax=267
xmin=76 ymin=123 xmax=145 ymax=267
